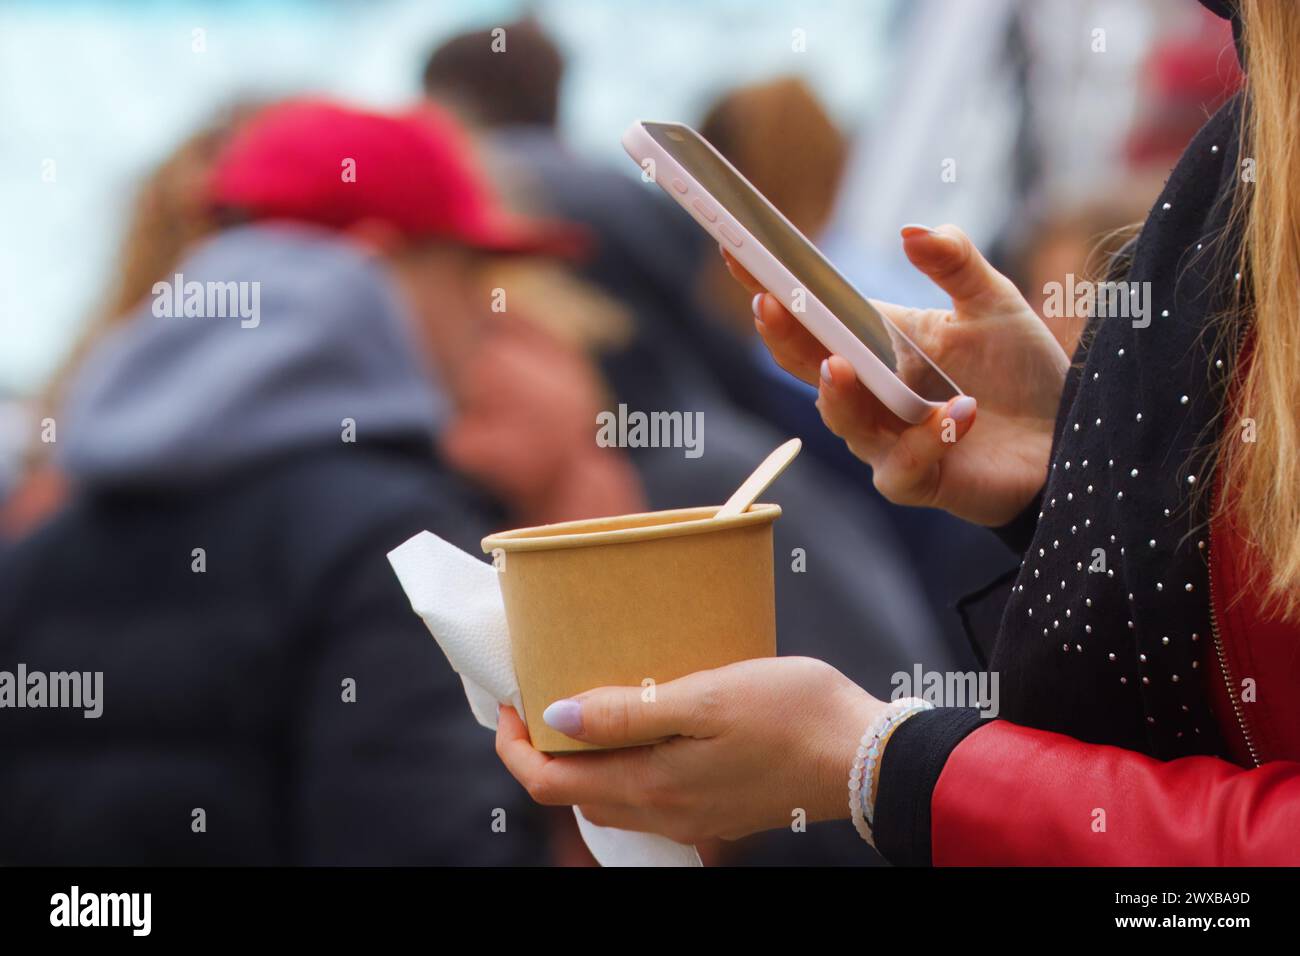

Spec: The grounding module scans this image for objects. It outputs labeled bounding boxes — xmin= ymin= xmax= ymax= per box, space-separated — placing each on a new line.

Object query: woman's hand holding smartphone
xmin=623 ymin=120 xmax=1069 ymax=523
xmin=726 ymin=224 xmax=1070 ymax=528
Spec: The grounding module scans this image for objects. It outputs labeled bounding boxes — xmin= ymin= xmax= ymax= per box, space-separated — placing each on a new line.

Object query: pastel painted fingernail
xmin=900 ymin=223 xmax=936 ymax=238
xmin=947 ymin=395 xmax=977 ymax=423
xmin=542 ymin=698 xmax=583 ymax=736
xmin=820 ymin=358 xmax=833 ymax=384
xmin=751 ymin=292 xmax=763 ymax=317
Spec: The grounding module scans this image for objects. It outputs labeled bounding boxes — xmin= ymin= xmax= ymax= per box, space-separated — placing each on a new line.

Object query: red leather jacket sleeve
xmin=932 ymin=720 xmax=1300 ymax=865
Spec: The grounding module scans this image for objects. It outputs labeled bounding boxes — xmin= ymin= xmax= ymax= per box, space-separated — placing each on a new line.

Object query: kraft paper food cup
xmin=482 ymin=504 xmax=780 ymax=753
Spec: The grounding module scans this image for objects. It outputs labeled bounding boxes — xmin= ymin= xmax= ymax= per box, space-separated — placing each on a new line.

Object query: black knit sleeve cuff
xmin=989 ymin=491 xmax=1042 ymax=555
xmin=871 ymin=707 xmax=985 ymax=866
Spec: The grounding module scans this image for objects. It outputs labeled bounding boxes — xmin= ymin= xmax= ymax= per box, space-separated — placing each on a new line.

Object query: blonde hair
xmin=698 ymin=76 xmax=847 ymax=237
xmin=30 ymin=104 xmax=257 ymax=460
xmin=1218 ymin=0 xmax=1300 ymax=618
xmin=696 ymin=77 xmax=847 ymax=333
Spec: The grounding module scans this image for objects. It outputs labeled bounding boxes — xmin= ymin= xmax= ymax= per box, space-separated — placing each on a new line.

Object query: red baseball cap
xmin=207 ymin=98 xmax=586 ymax=257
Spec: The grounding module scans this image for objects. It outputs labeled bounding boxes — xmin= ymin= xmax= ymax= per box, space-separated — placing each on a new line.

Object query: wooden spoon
xmin=715 ymin=438 xmax=802 ymax=519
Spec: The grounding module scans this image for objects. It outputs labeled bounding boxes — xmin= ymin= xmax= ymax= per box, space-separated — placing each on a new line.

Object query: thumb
xmin=541 ymin=673 xmax=719 ymax=747
xmin=873 ymin=394 xmax=977 ymax=505
xmin=900 ymin=223 xmax=1019 ymax=310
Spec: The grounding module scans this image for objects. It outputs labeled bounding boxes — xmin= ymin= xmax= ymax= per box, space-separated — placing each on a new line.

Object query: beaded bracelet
xmin=848 ymin=697 xmax=933 ymax=846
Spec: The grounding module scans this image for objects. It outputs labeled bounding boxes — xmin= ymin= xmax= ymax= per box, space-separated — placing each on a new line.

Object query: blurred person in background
xmin=0 ymin=99 xmax=641 ymax=864
xmin=1122 ymin=0 xmax=1242 ymax=180
xmin=425 ymin=18 xmax=975 ymax=865
xmin=695 ymin=76 xmax=848 ymax=334
xmin=423 ymin=17 xmax=718 ymax=419
xmin=1001 ymin=1 xmax=1242 ymax=358
xmin=0 ymin=105 xmax=258 ymax=541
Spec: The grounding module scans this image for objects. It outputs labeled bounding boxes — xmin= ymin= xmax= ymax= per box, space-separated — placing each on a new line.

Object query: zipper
xmin=1207 ymin=488 xmax=1262 ymax=767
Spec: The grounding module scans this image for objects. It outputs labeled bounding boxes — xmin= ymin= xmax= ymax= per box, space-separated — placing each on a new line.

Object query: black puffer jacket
xmin=0 ymin=446 xmax=548 ymax=865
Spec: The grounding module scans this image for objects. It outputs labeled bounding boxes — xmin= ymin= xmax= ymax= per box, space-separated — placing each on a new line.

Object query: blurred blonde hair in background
xmin=695 ymin=76 xmax=848 ymax=335
xmin=35 ymin=103 xmax=261 ymax=451
xmin=2 ymin=105 xmax=258 ymax=537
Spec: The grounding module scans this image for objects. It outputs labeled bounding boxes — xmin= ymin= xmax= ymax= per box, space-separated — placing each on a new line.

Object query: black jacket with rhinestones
xmin=990 ymin=96 xmax=1245 ymax=760
xmin=872 ymin=89 xmax=1251 ymax=865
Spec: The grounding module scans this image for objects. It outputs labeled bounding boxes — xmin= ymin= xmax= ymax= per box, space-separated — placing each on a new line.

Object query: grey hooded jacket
xmin=0 ymin=225 xmax=548 ymax=865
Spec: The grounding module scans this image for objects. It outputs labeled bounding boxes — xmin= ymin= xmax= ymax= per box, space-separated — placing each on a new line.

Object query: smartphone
xmin=622 ymin=120 xmax=963 ymax=424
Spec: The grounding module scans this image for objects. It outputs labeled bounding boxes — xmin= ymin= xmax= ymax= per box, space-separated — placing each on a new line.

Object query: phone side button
xmin=671 ymin=178 xmax=689 ymax=194
xmin=718 ymin=223 xmax=743 ymax=248
xmin=691 ymin=198 xmax=718 ymax=222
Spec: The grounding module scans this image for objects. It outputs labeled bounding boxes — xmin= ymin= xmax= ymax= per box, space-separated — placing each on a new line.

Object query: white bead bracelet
xmin=848 ymin=697 xmax=933 ymax=847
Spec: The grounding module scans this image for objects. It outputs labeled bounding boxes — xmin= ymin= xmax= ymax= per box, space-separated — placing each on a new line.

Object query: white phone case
xmin=622 ymin=120 xmax=956 ymax=424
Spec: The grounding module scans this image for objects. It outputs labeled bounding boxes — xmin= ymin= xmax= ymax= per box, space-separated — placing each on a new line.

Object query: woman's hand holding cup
xmin=496 ymin=657 xmax=885 ymax=845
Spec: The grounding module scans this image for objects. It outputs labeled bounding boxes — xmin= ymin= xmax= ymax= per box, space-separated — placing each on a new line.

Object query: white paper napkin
xmin=388 ymin=530 xmax=702 ymax=867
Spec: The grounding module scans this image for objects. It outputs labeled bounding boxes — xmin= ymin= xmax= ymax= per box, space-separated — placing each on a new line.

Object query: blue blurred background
xmin=1 ymin=0 xmax=1230 ymax=400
